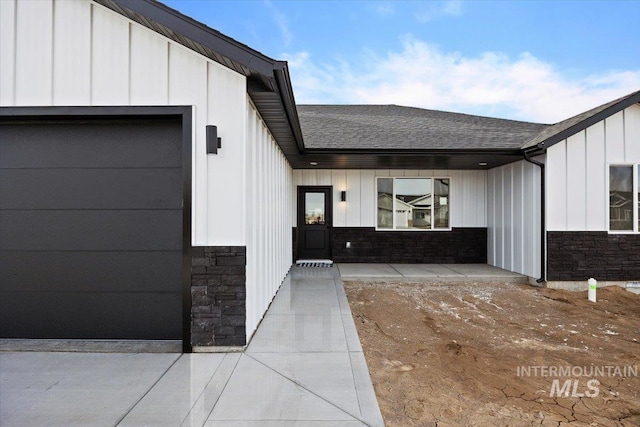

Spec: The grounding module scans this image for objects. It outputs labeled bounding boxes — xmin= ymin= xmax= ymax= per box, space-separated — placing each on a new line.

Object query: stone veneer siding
xmin=547 ymin=231 xmax=640 ymax=281
xmin=330 ymin=227 xmax=487 ymax=263
xmin=191 ymin=246 xmax=246 ymax=346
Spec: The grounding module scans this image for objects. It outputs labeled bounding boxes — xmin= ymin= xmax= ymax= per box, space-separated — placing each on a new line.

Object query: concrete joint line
xmin=245 ymin=353 xmax=375 ymax=426
xmin=115 ymin=353 xmax=182 ymax=426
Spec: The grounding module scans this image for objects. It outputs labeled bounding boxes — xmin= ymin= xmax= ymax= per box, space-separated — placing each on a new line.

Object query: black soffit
xmin=292 ymin=151 xmax=524 ymax=170
xmin=101 ymin=0 xmax=530 ymax=170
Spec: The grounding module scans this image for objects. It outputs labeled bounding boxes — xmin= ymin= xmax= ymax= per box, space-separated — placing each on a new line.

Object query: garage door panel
xmin=0 ymin=291 xmax=182 ymax=339
xmin=0 ymin=251 xmax=182 ymax=292
xmin=0 ymin=116 xmax=185 ymax=342
xmin=0 ymin=168 xmax=182 ymax=209
xmin=1 ymin=210 xmax=182 ymax=251
xmin=0 ymin=121 xmax=182 ymax=169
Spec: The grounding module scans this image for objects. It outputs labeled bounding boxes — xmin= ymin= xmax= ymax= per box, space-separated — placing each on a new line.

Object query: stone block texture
xmin=330 ymin=227 xmax=487 ymax=263
xmin=191 ymin=246 xmax=246 ymax=346
xmin=547 ymin=232 xmax=640 ymax=281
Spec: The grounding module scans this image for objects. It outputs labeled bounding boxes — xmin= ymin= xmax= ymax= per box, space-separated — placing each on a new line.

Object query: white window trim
xmin=607 ymin=163 xmax=639 ymax=234
xmin=375 ymin=176 xmax=452 ymax=232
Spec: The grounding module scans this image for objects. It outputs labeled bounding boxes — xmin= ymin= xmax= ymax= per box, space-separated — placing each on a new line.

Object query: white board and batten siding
xmin=487 ymin=160 xmax=542 ymax=278
xmin=546 ymin=104 xmax=640 ymax=232
xmin=245 ymin=102 xmax=293 ymax=338
xmin=1 ymin=0 xmax=296 ymax=341
xmin=292 ymin=169 xmax=487 ymax=228
xmin=0 ymin=0 xmax=248 ymax=247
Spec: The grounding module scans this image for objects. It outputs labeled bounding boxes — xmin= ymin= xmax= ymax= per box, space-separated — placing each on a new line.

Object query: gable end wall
xmin=545 ymin=104 xmax=640 ymax=282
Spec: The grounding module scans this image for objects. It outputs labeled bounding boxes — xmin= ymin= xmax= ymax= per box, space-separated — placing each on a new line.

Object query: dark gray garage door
xmin=0 ymin=117 xmax=184 ymax=340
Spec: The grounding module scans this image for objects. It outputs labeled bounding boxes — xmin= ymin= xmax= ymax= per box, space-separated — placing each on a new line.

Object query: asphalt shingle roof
xmin=298 ymin=105 xmax=550 ymax=151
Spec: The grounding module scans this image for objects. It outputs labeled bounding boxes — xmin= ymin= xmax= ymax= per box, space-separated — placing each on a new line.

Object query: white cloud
xmin=442 ymin=0 xmax=464 ymax=17
xmin=283 ymin=37 xmax=640 ymax=123
xmin=264 ymin=1 xmax=292 ymax=47
xmin=415 ymin=1 xmax=465 ymax=23
xmin=373 ymin=2 xmax=395 ymax=16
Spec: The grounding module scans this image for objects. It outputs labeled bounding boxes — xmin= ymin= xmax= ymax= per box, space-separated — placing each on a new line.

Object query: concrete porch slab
xmin=390 ymin=264 xmax=463 ymax=277
xmin=337 ymin=263 xmax=528 ymax=283
xmin=337 ymin=263 xmax=403 ymax=278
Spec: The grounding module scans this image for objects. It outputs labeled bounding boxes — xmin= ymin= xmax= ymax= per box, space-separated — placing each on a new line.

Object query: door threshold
xmin=296 ymin=260 xmax=334 ymax=267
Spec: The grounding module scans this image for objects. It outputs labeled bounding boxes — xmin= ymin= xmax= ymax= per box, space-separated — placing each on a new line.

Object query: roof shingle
xmin=298 ymin=105 xmax=549 ymax=151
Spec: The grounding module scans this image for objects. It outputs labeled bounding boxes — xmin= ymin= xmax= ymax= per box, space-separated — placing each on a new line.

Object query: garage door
xmin=0 ymin=117 xmax=184 ymax=340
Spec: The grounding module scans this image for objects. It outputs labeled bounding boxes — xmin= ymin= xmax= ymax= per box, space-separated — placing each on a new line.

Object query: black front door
xmin=297 ymin=186 xmax=332 ymax=260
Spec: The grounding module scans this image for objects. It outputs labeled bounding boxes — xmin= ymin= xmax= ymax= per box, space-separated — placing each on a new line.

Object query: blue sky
xmin=163 ymin=0 xmax=640 ymax=123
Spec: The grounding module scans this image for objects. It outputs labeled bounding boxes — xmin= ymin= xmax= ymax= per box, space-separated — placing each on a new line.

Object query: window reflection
xmin=376 ymin=177 xmax=450 ymax=230
xmin=377 ymin=178 xmax=393 ymax=229
xmin=434 ymin=178 xmax=450 ymax=229
xmin=395 ymin=178 xmax=430 ymax=229
xmin=305 ymin=193 xmax=325 ymax=225
xmin=609 ymin=166 xmax=633 ymax=231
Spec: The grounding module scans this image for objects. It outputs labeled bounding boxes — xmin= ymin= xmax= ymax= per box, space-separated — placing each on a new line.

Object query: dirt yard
xmin=344 ymin=281 xmax=640 ymax=426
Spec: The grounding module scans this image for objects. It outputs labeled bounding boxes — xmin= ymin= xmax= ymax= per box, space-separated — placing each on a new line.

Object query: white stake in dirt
xmin=588 ymin=278 xmax=597 ymax=302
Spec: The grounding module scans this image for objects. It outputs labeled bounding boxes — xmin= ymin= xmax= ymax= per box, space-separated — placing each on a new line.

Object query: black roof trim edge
xmin=525 ymin=92 xmax=640 ymax=155
xmin=273 ymin=62 xmax=305 ymax=151
xmin=111 ymin=0 xmax=276 ymax=76
xmin=102 ymin=0 xmax=305 ymax=155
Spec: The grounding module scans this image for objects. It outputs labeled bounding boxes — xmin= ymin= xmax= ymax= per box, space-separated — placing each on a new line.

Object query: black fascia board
xmin=112 ymin=0 xmax=277 ymax=77
xmin=273 ymin=62 xmax=305 ymax=152
xmin=528 ymin=93 xmax=640 ymax=154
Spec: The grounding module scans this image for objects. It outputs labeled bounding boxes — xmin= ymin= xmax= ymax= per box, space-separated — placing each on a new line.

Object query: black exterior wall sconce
xmin=206 ymin=125 xmax=222 ymax=154
xmin=340 ymin=191 xmax=346 ymax=202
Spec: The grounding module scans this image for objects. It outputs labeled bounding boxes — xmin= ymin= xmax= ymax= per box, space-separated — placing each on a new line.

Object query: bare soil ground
xmin=344 ymin=281 xmax=640 ymax=427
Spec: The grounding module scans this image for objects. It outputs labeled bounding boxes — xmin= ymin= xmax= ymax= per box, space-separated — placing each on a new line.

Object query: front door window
xmin=305 ymin=193 xmax=325 ymax=225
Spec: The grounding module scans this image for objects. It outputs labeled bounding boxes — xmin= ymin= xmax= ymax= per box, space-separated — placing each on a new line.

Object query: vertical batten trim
xmin=622 ymin=108 xmax=626 ymax=161
xmin=88 ymin=3 xmax=93 ymax=104
xmin=500 ymin=167 xmax=504 ymax=268
xmin=50 ymin=0 xmax=55 ymax=104
xmin=563 ymin=139 xmax=568 ymax=230
xmin=602 ymin=118 xmax=607 ymax=225
xmin=583 ymin=130 xmax=587 ymax=228
xmin=127 ymin=21 xmax=132 ymax=105
xmin=12 ymin=0 xmax=18 ymax=104
xmin=166 ymin=42 xmax=171 ymax=102
xmin=510 ymin=164 xmax=514 ymax=270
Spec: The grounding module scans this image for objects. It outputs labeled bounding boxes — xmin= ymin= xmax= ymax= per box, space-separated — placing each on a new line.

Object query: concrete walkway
xmin=338 ymin=263 xmax=528 ymax=283
xmin=0 ymin=266 xmax=384 ymax=427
